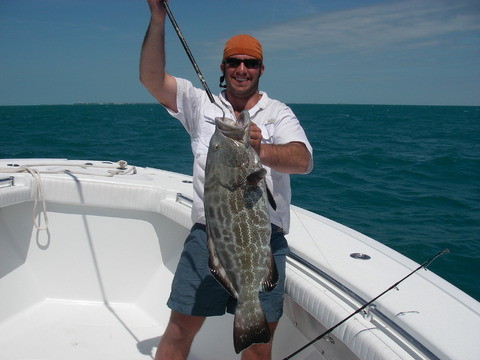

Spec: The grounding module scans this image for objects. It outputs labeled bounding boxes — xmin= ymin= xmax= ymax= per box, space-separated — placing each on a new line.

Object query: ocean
xmin=1 ymin=103 xmax=479 ymax=301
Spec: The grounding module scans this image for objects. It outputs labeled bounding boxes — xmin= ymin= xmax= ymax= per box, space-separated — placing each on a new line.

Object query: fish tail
xmin=233 ymin=301 xmax=270 ymax=354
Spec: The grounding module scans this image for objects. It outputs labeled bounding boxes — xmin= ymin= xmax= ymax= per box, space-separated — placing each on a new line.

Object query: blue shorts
xmin=167 ymin=223 xmax=289 ymax=322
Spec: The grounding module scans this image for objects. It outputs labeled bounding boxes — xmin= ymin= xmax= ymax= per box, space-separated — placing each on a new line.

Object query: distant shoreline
xmin=1 ymin=103 xmax=479 ymax=108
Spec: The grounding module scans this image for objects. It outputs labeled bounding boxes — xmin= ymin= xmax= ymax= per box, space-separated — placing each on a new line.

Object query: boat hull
xmin=1 ymin=159 xmax=479 ymax=359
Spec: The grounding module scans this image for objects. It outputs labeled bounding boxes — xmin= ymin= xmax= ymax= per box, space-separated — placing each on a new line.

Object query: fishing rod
xmin=161 ymin=1 xmax=225 ymax=118
xmin=283 ymin=248 xmax=450 ymax=359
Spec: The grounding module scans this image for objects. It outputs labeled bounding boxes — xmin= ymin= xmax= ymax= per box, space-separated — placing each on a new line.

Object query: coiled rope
xmin=26 ymin=166 xmax=49 ymax=231
xmin=0 ymin=160 xmax=137 ymax=231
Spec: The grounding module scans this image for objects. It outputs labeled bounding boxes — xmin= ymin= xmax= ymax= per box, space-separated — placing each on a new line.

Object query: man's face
xmin=221 ymin=55 xmax=264 ymax=99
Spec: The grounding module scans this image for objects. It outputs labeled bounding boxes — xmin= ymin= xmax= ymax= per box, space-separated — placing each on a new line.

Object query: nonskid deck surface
xmin=0 ymin=298 xmax=324 ymax=360
xmin=0 ymin=299 xmax=163 ymax=360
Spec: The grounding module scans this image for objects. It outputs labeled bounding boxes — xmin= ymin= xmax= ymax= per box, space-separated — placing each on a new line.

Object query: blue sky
xmin=1 ymin=0 xmax=479 ymax=106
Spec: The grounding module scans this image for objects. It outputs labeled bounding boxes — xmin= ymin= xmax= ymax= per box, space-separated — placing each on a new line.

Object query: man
xmin=140 ymin=1 xmax=313 ymax=359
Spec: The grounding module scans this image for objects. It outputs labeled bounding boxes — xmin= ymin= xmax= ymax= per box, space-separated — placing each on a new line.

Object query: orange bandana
xmin=223 ymin=34 xmax=263 ymax=61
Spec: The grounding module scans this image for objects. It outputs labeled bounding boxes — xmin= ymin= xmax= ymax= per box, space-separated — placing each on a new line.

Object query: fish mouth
xmin=215 ymin=111 xmax=250 ymax=142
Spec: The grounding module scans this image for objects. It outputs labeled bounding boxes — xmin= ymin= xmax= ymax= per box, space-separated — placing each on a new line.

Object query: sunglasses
xmin=223 ymin=57 xmax=262 ymax=69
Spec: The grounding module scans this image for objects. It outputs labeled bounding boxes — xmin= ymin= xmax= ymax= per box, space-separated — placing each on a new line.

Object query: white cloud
xmin=253 ymin=0 xmax=480 ymax=57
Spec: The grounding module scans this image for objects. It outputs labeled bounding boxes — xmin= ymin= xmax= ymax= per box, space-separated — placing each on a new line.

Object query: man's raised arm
xmin=140 ymin=0 xmax=177 ymax=112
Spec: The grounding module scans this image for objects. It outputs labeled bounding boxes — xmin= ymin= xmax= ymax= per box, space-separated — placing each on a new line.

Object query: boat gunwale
xmin=286 ymin=251 xmax=440 ymax=360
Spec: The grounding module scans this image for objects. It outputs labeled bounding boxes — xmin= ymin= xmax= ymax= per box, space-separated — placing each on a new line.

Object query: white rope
xmin=0 ymin=160 xmax=137 ymax=231
xmin=0 ymin=160 xmax=137 ymax=177
xmin=17 ymin=166 xmax=49 ymax=231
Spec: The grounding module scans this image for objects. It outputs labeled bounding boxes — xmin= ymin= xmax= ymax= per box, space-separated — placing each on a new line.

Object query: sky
xmin=1 ymin=0 xmax=479 ymax=106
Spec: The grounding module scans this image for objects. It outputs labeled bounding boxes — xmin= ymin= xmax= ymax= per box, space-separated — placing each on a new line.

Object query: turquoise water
xmin=1 ymin=104 xmax=479 ymax=301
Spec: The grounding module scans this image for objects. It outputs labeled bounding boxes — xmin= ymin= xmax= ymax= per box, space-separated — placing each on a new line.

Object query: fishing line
xmin=290 ymin=208 xmax=337 ymax=275
xmin=162 ymin=1 xmax=225 ymax=119
xmin=283 ymin=248 xmax=450 ymax=359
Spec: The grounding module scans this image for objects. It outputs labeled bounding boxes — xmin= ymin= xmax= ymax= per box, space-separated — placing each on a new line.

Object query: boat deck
xmin=0 ymin=299 xmax=323 ymax=360
xmin=1 ymin=300 xmax=162 ymax=359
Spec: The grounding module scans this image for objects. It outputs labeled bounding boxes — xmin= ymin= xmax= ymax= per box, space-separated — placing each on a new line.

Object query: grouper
xmin=204 ymin=110 xmax=278 ymax=354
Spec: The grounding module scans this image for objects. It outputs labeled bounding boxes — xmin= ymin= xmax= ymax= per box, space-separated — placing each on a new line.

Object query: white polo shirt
xmin=166 ymin=77 xmax=313 ymax=233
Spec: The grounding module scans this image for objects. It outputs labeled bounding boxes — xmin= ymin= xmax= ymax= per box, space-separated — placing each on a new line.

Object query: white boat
xmin=1 ymin=158 xmax=479 ymax=360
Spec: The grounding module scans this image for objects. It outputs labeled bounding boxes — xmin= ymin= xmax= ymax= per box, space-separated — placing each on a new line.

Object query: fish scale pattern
xmin=204 ymin=111 xmax=277 ymax=353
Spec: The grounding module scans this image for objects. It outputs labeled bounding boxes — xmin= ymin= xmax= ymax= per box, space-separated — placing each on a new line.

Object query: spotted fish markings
xmin=204 ymin=110 xmax=278 ymax=354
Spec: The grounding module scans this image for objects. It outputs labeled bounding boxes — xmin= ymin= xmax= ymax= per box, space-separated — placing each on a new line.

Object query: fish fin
xmin=246 ymin=168 xmax=266 ymax=187
xmin=233 ymin=302 xmax=270 ymax=354
xmin=266 ymin=186 xmax=277 ymax=211
xmin=218 ymin=164 xmax=249 ymax=191
xmin=246 ymin=169 xmax=277 ymax=210
xmin=206 ymin=232 xmax=238 ymax=298
xmin=262 ymin=252 xmax=279 ymax=292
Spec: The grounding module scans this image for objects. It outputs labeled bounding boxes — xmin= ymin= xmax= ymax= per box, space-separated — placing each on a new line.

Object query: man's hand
xmin=146 ymin=0 xmax=167 ymax=22
xmin=250 ymin=122 xmax=263 ymax=155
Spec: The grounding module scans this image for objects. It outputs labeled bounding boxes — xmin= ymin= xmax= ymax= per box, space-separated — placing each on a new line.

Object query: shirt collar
xmin=218 ymin=90 xmax=269 ymax=118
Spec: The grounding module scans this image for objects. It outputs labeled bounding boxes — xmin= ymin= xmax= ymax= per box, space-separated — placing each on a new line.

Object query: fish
xmin=204 ymin=110 xmax=278 ymax=354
